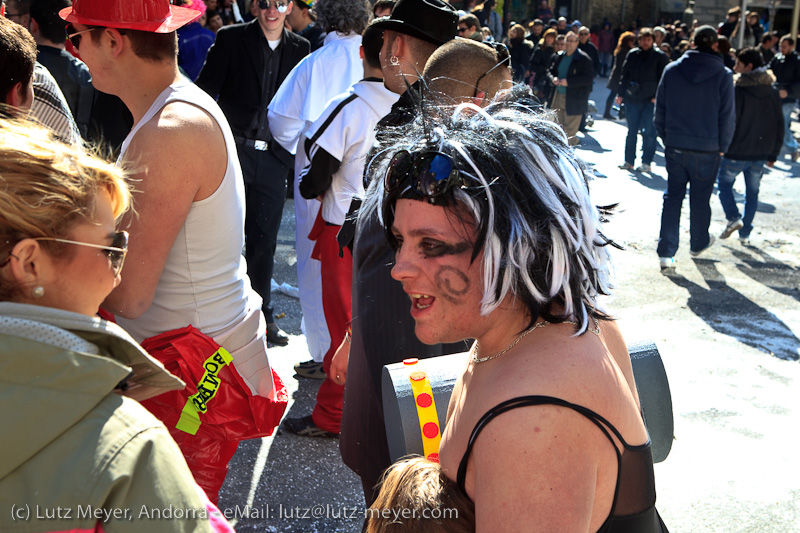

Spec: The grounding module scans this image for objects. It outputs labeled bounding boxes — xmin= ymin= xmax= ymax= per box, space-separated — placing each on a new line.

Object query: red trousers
xmin=308 ymin=212 xmax=352 ymax=433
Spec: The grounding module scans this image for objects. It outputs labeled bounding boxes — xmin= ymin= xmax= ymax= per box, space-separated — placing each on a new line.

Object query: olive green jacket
xmin=0 ymin=303 xmax=233 ymax=533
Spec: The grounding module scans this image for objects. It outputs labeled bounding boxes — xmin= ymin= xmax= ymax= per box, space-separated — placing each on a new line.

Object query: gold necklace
xmin=471 ymin=317 xmax=601 ymax=364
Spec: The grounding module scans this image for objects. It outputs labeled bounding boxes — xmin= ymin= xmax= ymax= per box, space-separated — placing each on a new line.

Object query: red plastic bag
xmin=139 ymin=325 xmax=288 ymax=501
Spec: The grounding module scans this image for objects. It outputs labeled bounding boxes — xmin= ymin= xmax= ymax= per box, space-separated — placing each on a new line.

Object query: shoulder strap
xmin=456 ymin=395 xmax=626 ymax=504
xmin=304 ymin=92 xmax=359 ymax=157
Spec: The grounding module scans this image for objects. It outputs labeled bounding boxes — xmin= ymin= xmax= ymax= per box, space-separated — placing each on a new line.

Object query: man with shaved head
xmin=424 ymin=38 xmax=512 ymax=104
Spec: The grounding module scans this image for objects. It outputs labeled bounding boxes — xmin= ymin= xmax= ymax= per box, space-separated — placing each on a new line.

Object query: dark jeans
xmin=657 ymin=147 xmax=721 ymax=258
xmin=716 ymin=157 xmax=765 ymax=239
xmin=604 ymin=89 xmax=617 ymax=116
xmin=624 ymin=100 xmax=657 ymax=166
xmin=238 ymin=143 xmax=289 ymax=320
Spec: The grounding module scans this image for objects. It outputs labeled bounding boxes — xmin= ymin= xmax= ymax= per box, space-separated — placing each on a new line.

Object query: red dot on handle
xmin=427 ymin=453 xmax=440 ymax=463
xmin=410 ymin=371 xmax=427 ymax=381
xmin=423 ymin=422 xmax=439 ymax=439
xmin=416 ymin=393 xmax=433 ymax=408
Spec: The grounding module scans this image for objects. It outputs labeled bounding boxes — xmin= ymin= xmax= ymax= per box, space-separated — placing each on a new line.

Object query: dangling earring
xmin=390 ymin=56 xmax=400 ymax=66
xmin=32 ymin=286 xmax=45 ymax=299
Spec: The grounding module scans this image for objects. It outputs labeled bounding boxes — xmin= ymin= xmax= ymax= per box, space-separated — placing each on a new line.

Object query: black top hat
xmin=371 ymin=0 xmax=458 ymax=46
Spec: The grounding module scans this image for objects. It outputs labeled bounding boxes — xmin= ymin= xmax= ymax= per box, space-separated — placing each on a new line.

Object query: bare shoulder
xmin=124 ymin=101 xmax=227 ymax=198
xmin=469 ymin=397 xmax=607 ymax=531
xmin=455 ymin=326 xmax=648 ymax=531
xmin=461 ymin=322 xmax=649 ymax=465
xmin=131 ymin=101 xmax=224 ymax=150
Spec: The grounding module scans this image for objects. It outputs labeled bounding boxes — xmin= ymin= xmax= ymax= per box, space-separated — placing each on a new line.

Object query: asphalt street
xmin=217 ymin=82 xmax=800 ymax=532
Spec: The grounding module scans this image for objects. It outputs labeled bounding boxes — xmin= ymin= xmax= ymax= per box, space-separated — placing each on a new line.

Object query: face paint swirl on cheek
xmin=434 ymin=265 xmax=470 ymax=303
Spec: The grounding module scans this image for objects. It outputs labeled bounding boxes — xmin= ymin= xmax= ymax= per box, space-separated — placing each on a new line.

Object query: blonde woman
xmin=0 ymin=119 xmax=233 ymax=533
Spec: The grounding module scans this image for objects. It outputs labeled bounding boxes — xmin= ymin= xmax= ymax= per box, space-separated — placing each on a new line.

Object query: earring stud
xmin=32 ymin=286 xmax=45 ymax=299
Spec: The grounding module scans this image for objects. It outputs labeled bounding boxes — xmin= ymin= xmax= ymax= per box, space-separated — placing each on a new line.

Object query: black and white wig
xmin=364 ymin=93 xmax=615 ymax=335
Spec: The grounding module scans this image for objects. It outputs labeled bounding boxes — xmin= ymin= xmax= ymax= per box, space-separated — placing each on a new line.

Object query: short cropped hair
xmin=424 ymin=39 xmax=510 ymax=103
xmin=638 ymin=27 xmax=654 ymax=39
xmin=0 ymin=17 xmax=37 ymax=102
xmin=737 ymin=46 xmax=764 ymax=69
xmin=362 ymin=19 xmax=384 ymax=70
xmin=366 ymin=457 xmax=475 ymax=533
xmin=459 ymin=13 xmax=479 ymax=30
xmin=30 ymin=0 xmax=72 ymax=44
xmin=780 ymin=34 xmax=795 ymax=46
xmin=369 ymin=89 xmax=614 ymax=333
xmin=0 ymin=118 xmax=131 ymax=300
xmin=89 ymin=28 xmax=178 ymax=62
xmin=693 ymin=25 xmax=718 ymax=50
xmin=313 ymin=0 xmax=371 ymax=34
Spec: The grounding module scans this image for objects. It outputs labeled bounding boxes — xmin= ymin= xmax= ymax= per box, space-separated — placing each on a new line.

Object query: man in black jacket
xmin=577 ymin=25 xmax=599 ymax=74
xmin=616 ymin=28 xmax=669 ymax=173
xmin=548 ymin=30 xmax=593 ymax=145
xmin=768 ymin=34 xmax=800 ymax=162
xmin=717 ymin=47 xmax=783 ymax=245
xmin=196 ymin=3 xmax=310 ymax=345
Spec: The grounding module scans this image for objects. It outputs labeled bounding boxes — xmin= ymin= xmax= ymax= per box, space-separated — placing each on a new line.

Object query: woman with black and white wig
xmin=367 ymin=96 xmax=668 ymax=532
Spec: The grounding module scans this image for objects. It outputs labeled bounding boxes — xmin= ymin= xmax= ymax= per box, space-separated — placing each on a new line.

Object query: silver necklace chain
xmin=471 ymin=317 xmax=601 ymax=364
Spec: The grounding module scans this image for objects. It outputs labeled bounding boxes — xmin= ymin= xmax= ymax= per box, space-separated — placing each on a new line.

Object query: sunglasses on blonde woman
xmin=33 ymin=231 xmax=129 ymax=276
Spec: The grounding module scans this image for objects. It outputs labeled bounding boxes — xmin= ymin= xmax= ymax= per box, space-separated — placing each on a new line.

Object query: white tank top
xmin=115 ymin=79 xmax=260 ymax=345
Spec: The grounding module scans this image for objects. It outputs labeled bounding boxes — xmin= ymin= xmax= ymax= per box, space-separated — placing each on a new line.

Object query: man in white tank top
xmin=60 ymin=0 xmax=284 ymax=503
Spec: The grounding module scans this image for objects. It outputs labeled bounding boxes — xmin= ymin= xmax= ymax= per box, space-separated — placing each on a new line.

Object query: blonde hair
xmin=0 ymin=118 xmax=131 ymax=297
xmin=366 ymin=457 xmax=475 ymax=533
xmin=539 ymin=27 xmax=557 ymax=47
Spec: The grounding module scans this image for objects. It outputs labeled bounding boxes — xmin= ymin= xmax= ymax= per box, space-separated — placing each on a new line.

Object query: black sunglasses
xmin=474 ymin=41 xmax=510 ymax=98
xmin=65 ymin=24 xmax=96 ymax=49
xmin=385 ymin=150 xmax=465 ymax=198
xmin=33 ymin=230 xmax=129 ymax=276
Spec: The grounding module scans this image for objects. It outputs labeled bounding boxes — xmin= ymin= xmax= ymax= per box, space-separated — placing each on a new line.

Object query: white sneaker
xmin=659 ymin=257 xmax=675 ymax=270
xmin=690 ymin=235 xmax=715 ymax=257
xmin=720 ymin=218 xmax=744 ymax=239
xmin=739 ymin=236 xmax=751 ymax=246
xmin=636 ymin=164 xmax=652 ymax=173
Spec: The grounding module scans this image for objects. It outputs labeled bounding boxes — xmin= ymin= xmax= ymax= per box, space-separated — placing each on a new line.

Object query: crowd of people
xmin=0 ymin=0 xmax=796 ymax=530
